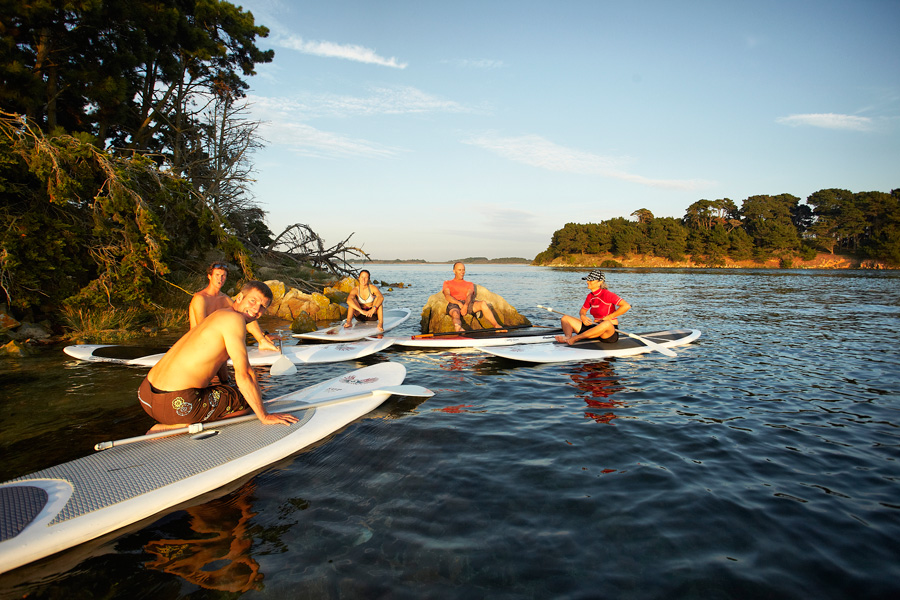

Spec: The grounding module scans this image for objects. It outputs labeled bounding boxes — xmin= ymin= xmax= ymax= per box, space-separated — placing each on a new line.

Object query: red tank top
xmin=444 ymin=279 xmax=474 ymax=302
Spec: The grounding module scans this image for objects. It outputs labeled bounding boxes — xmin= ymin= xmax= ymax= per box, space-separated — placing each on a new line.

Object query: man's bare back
xmin=150 ymin=308 xmax=240 ymax=391
xmin=140 ymin=282 xmax=297 ymax=432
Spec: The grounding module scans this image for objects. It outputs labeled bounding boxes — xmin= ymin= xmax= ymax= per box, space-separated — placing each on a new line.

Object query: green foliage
xmin=0 ymin=0 xmax=273 ymax=149
xmin=60 ymin=305 xmax=146 ymax=342
xmin=538 ymin=187 xmax=900 ymax=266
xmin=0 ymin=111 xmax=249 ymax=316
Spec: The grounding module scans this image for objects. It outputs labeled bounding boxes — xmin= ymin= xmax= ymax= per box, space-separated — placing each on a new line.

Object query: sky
xmin=235 ymin=0 xmax=900 ymax=262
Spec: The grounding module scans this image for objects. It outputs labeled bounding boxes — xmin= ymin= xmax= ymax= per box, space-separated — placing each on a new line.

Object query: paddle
xmin=95 ymin=384 xmax=434 ymax=451
xmin=412 ymin=324 xmax=532 ymax=339
xmin=535 ymin=305 xmax=678 ymax=358
xmin=270 ymin=337 xmax=297 ymax=376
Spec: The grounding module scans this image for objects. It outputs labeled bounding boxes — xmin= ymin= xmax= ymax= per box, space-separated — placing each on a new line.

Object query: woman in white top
xmin=344 ymin=270 xmax=385 ymax=331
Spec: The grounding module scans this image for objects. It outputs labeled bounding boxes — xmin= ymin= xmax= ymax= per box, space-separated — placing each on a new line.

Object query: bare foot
xmin=377 ymin=324 xmax=384 ymax=332
xmin=555 ymin=335 xmax=575 ymax=345
xmin=343 ymin=320 xmax=352 ymax=328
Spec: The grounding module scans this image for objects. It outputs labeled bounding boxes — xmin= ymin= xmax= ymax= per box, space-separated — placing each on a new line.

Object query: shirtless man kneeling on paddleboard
xmin=442 ymin=262 xmax=501 ymax=332
xmin=139 ymin=280 xmax=299 ymax=433
xmin=189 ymin=262 xmax=279 ymax=352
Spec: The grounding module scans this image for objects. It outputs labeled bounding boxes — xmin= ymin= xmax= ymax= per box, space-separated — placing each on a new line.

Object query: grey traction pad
xmin=2 ymin=407 xmax=315 ymax=536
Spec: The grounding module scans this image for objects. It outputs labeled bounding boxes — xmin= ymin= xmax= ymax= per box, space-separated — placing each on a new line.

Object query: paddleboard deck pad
xmin=63 ymin=338 xmax=394 ymax=367
xmin=482 ymin=329 xmax=701 ymax=363
xmin=0 ymin=361 xmax=406 ymax=574
xmin=388 ymin=327 xmax=565 ymax=348
xmin=292 ymin=308 xmax=411 ymax=342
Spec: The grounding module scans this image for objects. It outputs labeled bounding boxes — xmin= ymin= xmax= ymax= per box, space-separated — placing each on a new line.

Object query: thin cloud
xmin=277 ymin=35 xmax=407 ymax=69
xmin=251 ymin=87 xmax=470 ymax=120
xmin=776 ymin=113 xmax=873 ymax=131
xmin=258 ymin=120 xmax=401 ymax=159
xmin=443 ymin=58 xmax=505 ymax=69
xmin=251 ymin=98 xmax=402 ymax=158
xmin=463 ymin=132 xmax=712 ymax=191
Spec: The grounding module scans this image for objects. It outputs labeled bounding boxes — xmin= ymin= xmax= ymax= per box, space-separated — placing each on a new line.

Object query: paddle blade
xmin=270 ymin=355 xmax=297 ymax=376
xmin=379 ymin=384 xmax=434 ymax=398
xmin=619 ymin=331 xmax=678 ymax=357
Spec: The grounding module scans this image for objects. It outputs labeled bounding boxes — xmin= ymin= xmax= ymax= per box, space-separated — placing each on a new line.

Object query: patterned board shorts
xmin=138 ymin=377 xmax=250 ymax=424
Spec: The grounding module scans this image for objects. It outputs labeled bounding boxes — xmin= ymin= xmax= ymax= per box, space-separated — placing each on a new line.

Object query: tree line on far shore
xmin=534 ymin=190 xmax=900 ymax=266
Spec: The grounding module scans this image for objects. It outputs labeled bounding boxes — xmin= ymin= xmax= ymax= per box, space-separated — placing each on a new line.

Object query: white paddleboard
xmin=63 ymin=338 xmax=394 ymax=367
xmin=482 ymin=329 xmax=701 ymax=363
xmin=292 ymin=307 xmax=411 ymax=342
xmin=0 ymin=362 xmax=407 ymax=574
xmin=388 ymin=327 xmax=564 ymax=348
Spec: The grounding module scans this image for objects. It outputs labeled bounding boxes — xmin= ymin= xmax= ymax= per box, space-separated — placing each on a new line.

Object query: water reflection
xmin=567 ymin=361 xmax=624 ymax=424
xmin=143 ymin=480 xmax=263 ymax=593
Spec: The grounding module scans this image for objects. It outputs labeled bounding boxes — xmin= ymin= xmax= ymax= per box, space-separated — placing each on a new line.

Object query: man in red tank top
xmin=442 ymin=262 xmax=501 ymax=331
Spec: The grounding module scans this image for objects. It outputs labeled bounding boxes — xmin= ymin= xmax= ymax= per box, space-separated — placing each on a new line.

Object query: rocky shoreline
xmin=535 ymin=252 xmax=894 ymax=270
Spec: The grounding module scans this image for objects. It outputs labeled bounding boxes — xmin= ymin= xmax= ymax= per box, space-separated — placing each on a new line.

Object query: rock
xmin=248 ymin=280 xmax=350 ymax=323
xmin=0 ymin=307 xmax=20 ymax=330
xmin=324 ymin=289 xmax=349 ymax=305
xmin=419 ymin=285 xmax=531 ymax=334
xmin=291 ymin=313 xmax=317 ymax=334
xmin=330 ymin=277 xmax=358 ymax=294
xmin=2 ymin=340 xmax=37 ymax=357
xmin=11 ymin=322 xmax=51 ymax=341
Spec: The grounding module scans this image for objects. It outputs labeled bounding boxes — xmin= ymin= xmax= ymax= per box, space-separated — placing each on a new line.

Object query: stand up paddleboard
xmin=292 ymin=308 xmax=411 ymax=342
xmin=0 ymin=362 xmax=421 ymax=574
xmin=63 ymin=338 xmax=395 ymax=367
xmin=387 ymin=327 xmax=565 ymax=349
xmin=482 ymin=329 xmax=701 ymax=363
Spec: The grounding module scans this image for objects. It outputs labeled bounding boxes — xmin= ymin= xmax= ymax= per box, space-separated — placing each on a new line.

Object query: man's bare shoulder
xmin=203 ymin=306 xmax=244 ymax=327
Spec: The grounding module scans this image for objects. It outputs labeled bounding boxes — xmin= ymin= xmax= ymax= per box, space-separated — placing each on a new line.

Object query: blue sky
xmin=237 ymin=0 xmax=900 ymax=262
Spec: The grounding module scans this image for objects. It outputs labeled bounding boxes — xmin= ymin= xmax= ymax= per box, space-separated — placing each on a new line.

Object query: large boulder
xmin=260 ymin=280 xmax=347 ymax=324
xmin=419 ymin=285 xmax=530 ymax=334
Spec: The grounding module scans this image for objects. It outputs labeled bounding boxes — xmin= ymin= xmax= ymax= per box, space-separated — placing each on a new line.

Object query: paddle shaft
xmin=95 ymin=384 xmax=433 ymax=451
xmin=414 ymin=324 xmax=535 ymax=339
xmin=536 ymin=305 xmax=677 ymax=357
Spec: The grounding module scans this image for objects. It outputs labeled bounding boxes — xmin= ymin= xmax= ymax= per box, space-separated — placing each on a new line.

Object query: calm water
xmin=1 ymin=265 xmax=899 ymax=599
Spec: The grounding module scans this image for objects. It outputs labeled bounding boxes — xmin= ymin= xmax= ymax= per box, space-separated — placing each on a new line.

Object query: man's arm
xmin=442 ymin=283 xmax=463 ymax=308
xmin=223 ymin=316 xmax=297 ymax=425
xmin=246 ymin=320 xmax=278 ymax=352
xmin=189 ymin=295 xmax=206 ymax=329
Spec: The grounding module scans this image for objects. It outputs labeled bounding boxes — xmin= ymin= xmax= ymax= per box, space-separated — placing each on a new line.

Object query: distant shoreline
xmin=357 ymin=257 xmax=532 ymax=265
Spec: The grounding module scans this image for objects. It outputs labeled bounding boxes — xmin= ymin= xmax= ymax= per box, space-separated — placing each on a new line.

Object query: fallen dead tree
xmin=252 ymin=223 xmax=370 ymax=292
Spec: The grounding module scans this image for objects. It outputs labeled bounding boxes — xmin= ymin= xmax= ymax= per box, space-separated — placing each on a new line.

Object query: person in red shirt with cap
xmin=555 ymin=270 xmax=631 ymax=345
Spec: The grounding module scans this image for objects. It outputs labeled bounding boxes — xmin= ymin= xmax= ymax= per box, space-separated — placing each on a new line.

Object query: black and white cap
xmin=582 ymin=270 xmax=605 ymax=282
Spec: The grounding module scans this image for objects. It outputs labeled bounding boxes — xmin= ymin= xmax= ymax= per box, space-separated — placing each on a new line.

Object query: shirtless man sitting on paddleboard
xmin=442 ymin=262 xmax=501 ymax=332
xmin=139 ymin=280 xmax=298 ymax=433
xmin=189 ymin=262 xmax=278 ymax=352
xmin=344 ymin=269 xmax=385 ymax=331
xmin=555 ymin=270 xmax=631 ymax=345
